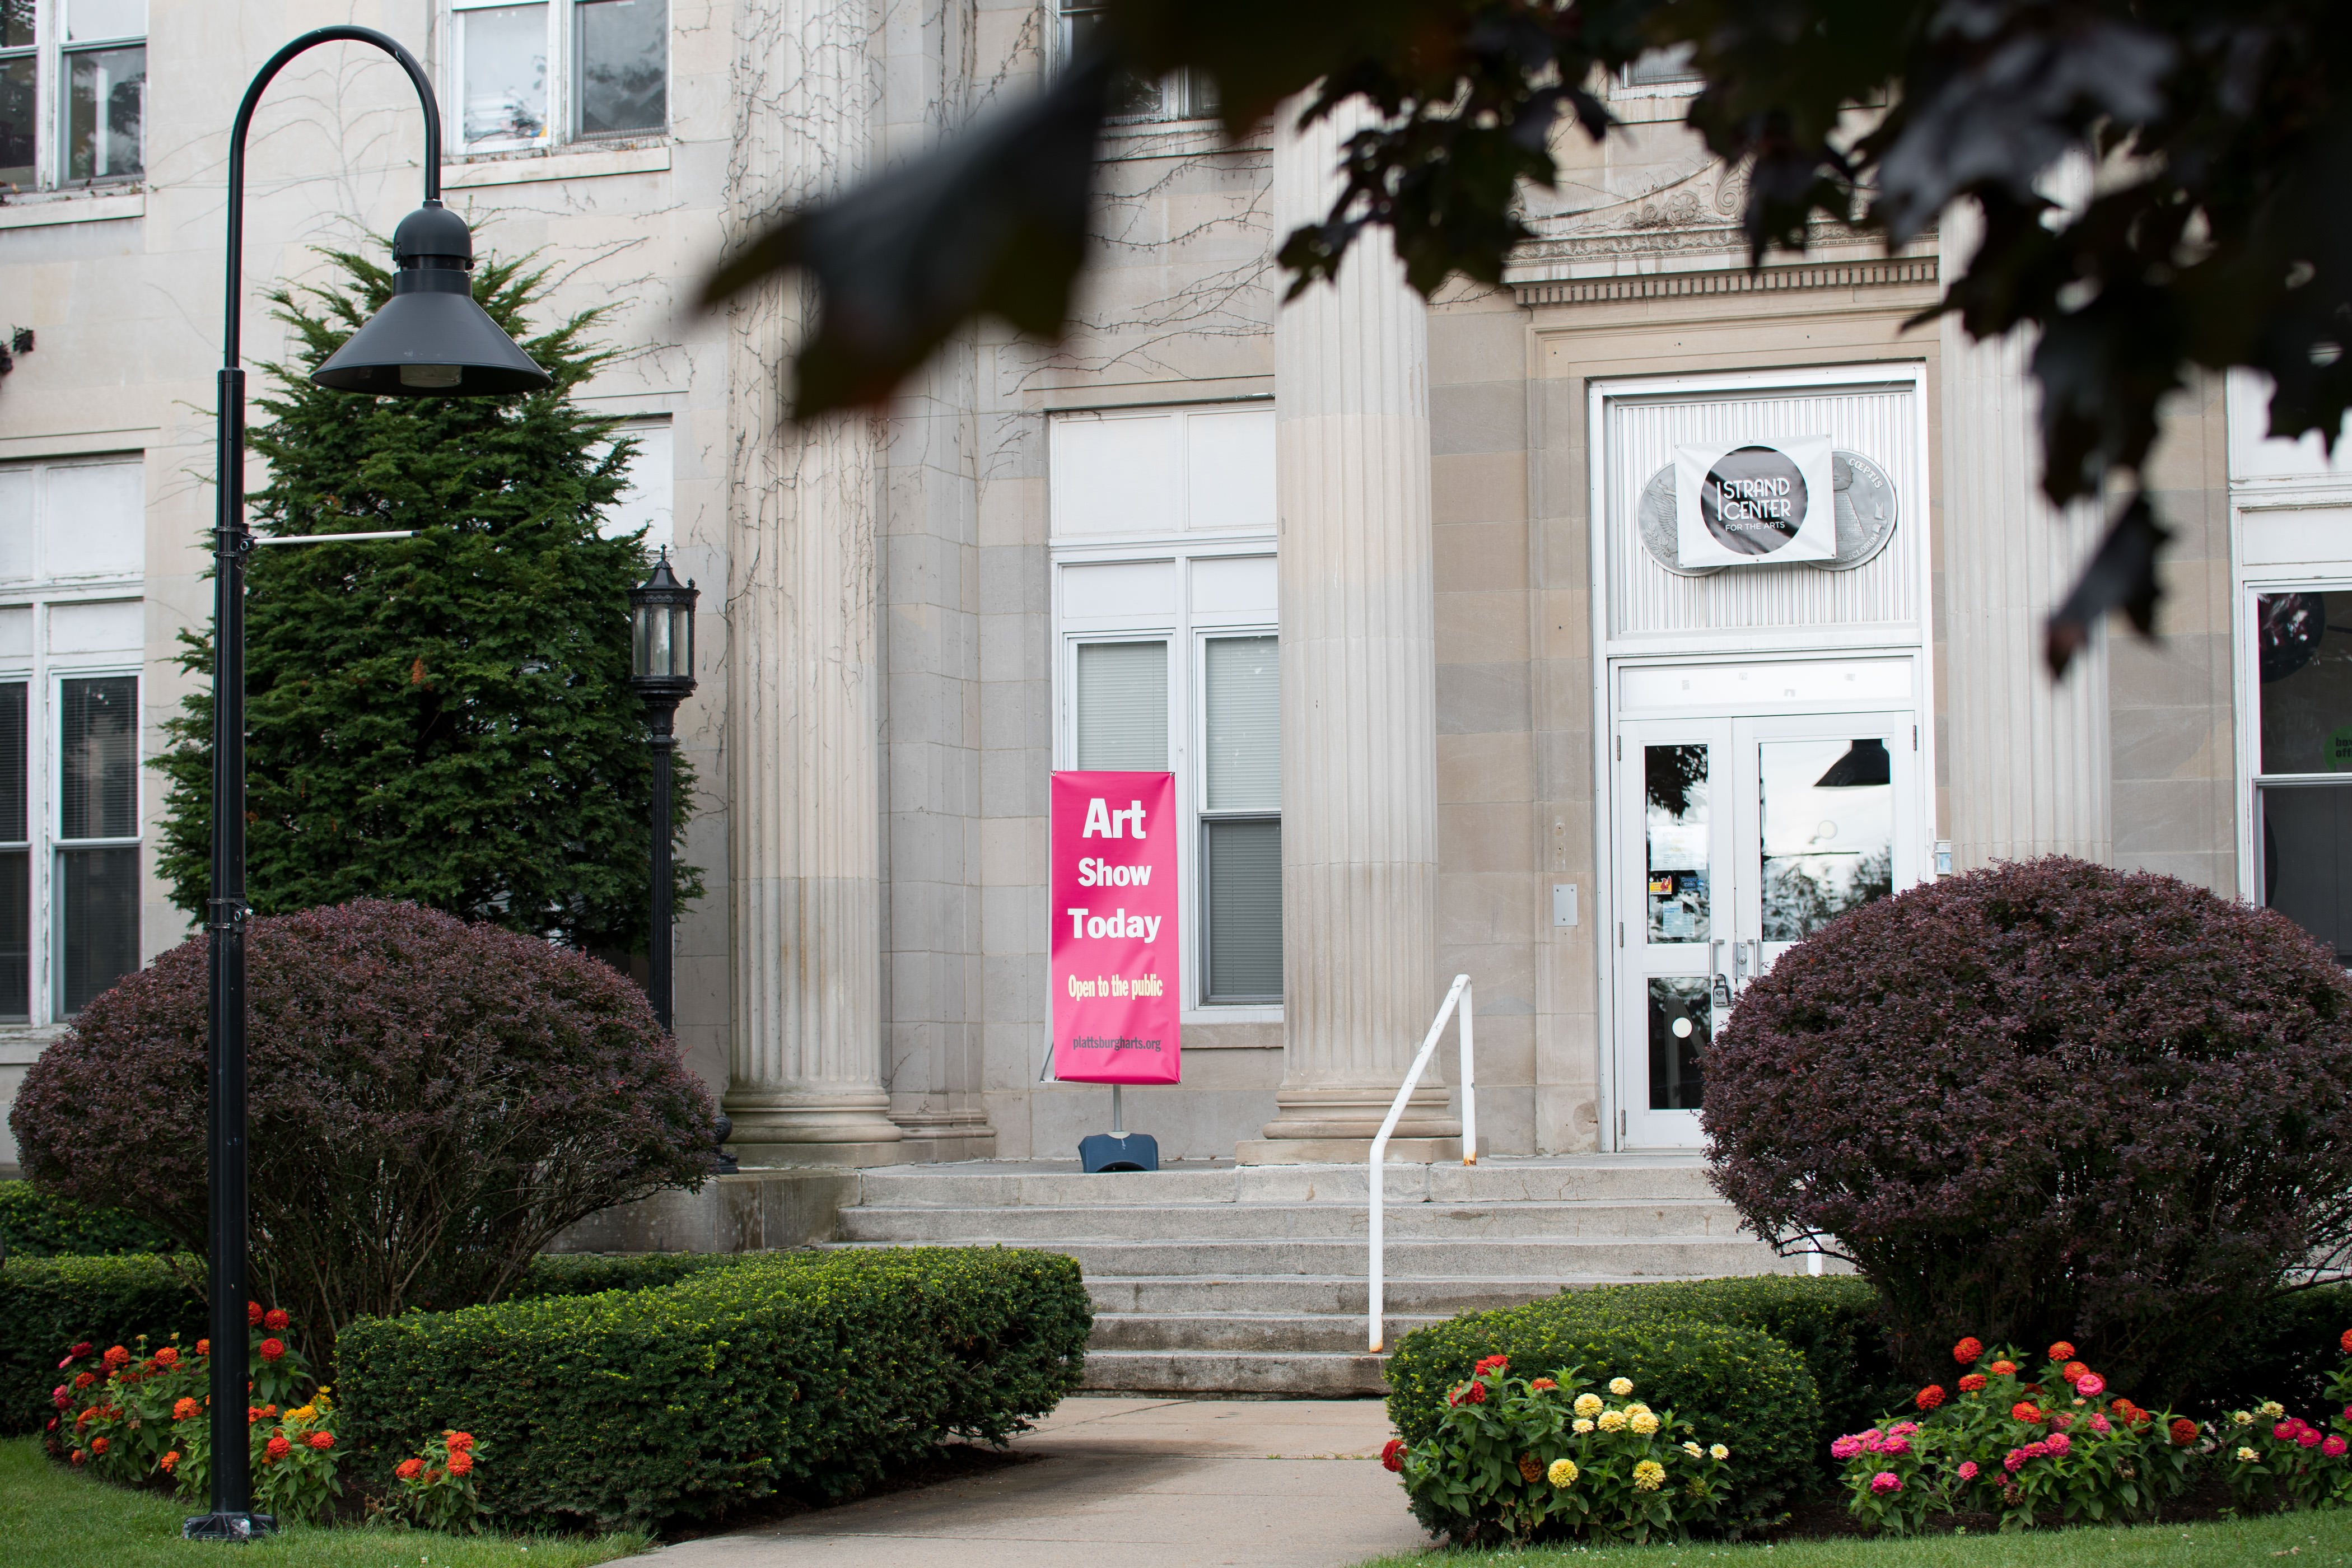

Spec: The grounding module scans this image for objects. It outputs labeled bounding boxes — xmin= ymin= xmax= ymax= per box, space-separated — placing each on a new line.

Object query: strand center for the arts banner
xmin=1050 ymin=771 xmax=1180 ymax=1085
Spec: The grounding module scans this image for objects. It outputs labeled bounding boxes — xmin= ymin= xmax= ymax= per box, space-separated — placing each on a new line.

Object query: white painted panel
xmin=1620 ymin=657 xmax=1915 ymax=714
xmin=1062 ymin=559 xmax=1177 ymax=622
xmin=1185 ymin=408 xmax=1275 ymax=531
xmin=1191 ymin=554 xmax=1276 ymax=616
xmin=48 ymin=599 xmax=142 ymax=655
xmin=2239 ymin=507 xmax=2352 ymax=569
xmin=0 ymin=607 xmax=30 ymax=658
xmin=1603 ymin=377 xmax=1921 ymax=642
xmin=1052 ymin=413 xmax=1178 ymax=536
xmin=2229 ymin=369 xmax=2352 ymax=485
xmin=598 ymin=419 xmax=673 ymax=551
xmin=0 ymin=469 xmax=32 ymax=581
xmin=41 ymin=462 xmax=144 ymax=580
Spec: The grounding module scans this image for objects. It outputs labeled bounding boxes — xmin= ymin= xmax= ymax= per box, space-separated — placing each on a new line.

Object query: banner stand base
xmin=1080 ymin=1130 xmax=1159 ymax=1173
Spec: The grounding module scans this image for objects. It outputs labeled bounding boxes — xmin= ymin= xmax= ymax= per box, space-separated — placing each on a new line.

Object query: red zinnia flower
xmin=72 ymin=1372 xmax=94 ymax=1392
xmin=1473 ymin=1355 xmax=1510 ymax=1377
xmin=445 ymin=1431 xmax=475 ymax=1453
xmin=447 ymin=1452 xmax=474 ymax=1477
xmin=2061 ymin=1360 xmax=2088 ymax=1383
xmin=2046 ymin=1341 xmax=2075 ymax=1362
xmin=69 ymin=1342 xmax=92 ymax=1359
xmin=153 ymin=1347 xmax=178 ymax=1368
xmin=1958 ymin=1374 xmax=1987 ymax=1393
xmin=2012 ymin=1401 xmax=2042 ymax=1423
xmin=173 ymin=1398 xmax=200 ymax=1422
xmin=264 ymin=1435 xmax=291 ymax=1464
xmin=1529 ymin=1377 xmax=1557 ymax=1391
xmin=1989 ymin=1360 xmax=2017 ymax=1376
xmin=262 ymin=1308 xmax=290 ymax=1332
xmin=90 ymin=1438 xmax=108 ymax=1455
xmin=2340 ymin=1328 xmax=2352 ymax=1356
xmin=195 ymin=1340 xmax=209 ymax=1357
xmin=161 ymin=1451 xmax=179 ymax=1473
xmin=2169 ymin=1417 xmax=2198 ymax=1447
xmin=258 ymin=1338 xmax=286 ymax=1362
xmin=396 ymin=1458 xmax=426 ymax=1481
xmin=1953 ymin=1337 xmax=1984 ymax=1364
xmin=306 ymin=1431 xmax=334 ymax=1452
xmin=1381 ymin=1438 xmax=1406 ymax=1473
xmin=247 ymin=1302 xmax=264 ymax=1327
xmin=1916 ymin=1386 xmax=1945 ymax=1411
xmin=50 ymin=1387 xmax=68 ymax=1411
xmin=102 ymin=1346 xmax=129 ymax=1369
xmin=69 ymin=1450 xmax=85 ymax=1466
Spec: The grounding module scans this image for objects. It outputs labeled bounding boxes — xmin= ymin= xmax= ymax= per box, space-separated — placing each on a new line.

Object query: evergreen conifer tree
xmin=155 ymin=248 xmax=700 ymax=955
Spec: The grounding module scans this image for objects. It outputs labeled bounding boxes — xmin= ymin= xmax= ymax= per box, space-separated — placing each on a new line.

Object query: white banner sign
xmin=1674 ymin=435 xmax=1836 ymax=568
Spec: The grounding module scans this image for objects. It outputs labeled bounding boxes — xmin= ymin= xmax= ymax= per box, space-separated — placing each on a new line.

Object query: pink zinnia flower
xmin=2089 ymin=1413 xmax=2112 ymax=1435
xmin=2325 ymin=1436 xmax=2348 ymax=1459
xmin=2277 ymin=1421 xmax=2299 ymax=1441
xmin=1881 ymin=1435 xmax=1912 ymax=1457
xmin=1869 ymin=1471 xmax=1902 ymax=1495
xmin=2300 ymin=1429 xmax=2323 ymax=1450
xmin=2046 ymin=1432 xmax=2071 ymax=1455
xmin=2004 ymin=1449 xmax=2028 ymax=1473
xmin=1831 ymin=1435 xmax=1863 ymax=1461
xmin=2074 ymin=1373 xmax=2105 ymax=1398
xmin=1889 ymin=1422 xmax=1920 ymax=1438
xmin=2050 ymin=1412 xmax=2074 ymax=1430
xmin=1957 ymin=1460 xmax=1979 ymax=1481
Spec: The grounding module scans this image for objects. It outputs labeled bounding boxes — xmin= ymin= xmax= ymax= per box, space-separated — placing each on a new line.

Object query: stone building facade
xmin=0 ymin=0 xmax=2326 ymax=1174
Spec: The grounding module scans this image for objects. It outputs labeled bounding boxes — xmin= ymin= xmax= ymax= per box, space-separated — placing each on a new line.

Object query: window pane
xmin=1 ymin=53 xmax=31 ymax=188
xmin=0 ymin=681 xmax=22 ymax=842
xmin=42 ymin=460 xmax=144 ymax=580
xmin=59 ymin=846 xmax=137 ymax=1013
xmin=2262 ymin=783 xmax=2352 ymax=964
xmin=64 ymin=44 xmax=143 ymax=182
xmin=1205 ymin=817 xmax=1281 ymax=1002
xmin=463 ymin=4 xmax=549 ymax=144
xmin=577 ymin=0 xmax=665 ymax=136
xmin=59 ymin=676 xmax=136 ymax=841
xmin=2257 ymin=591 xmax=2352 ymax=774
xmin=1624 ymin=43 xmax=1700 ymax=86
xmin=0 ymin=848 xmax=24 ymax=1020
xmin=1648 ymin=975 xmax=1709 ymax=1109
xmin=1644 ymin=743 xmax=1709 ymax=942
xmin=1 ymin=0 xmax=30 ymax=48
xmin=1758 ymin=738 xmax=1894 ymax=942
xmin=1076 ymin=641 xmax=1166 ymax=771
xmin=64 ymin=0 xmax=143 ymax=42
xmin=1204 ymin=635 xmax=1277 ymax=811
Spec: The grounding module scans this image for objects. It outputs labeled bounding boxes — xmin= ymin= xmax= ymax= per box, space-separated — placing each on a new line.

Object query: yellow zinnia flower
xmin=1597 ymin=1410 xmax=1628 ymax=1433
xmin=1572 ymin=1418 xmax=1594 ymax=1434
xmin=1548 ymin=1458 xmax=1578 ymax=1487
xmin=1710 ymin=1444 xmax=1730 ymax=1462
xmin=2238 ymin=1446 xmax=2260 ymax=1463
xmin=1609 ymin=1376 xmax=1635 ymax=1397
xmin=1633 ymin=1459 xmax=1666 ymax=1491
xmin=2232 ymin=1411 xmax=2254 ymax=1426
xmin=1625 ymin=1402 xmax=1653 ymax=1418
xmin=1630 ymin=1412 xmax=1661 ymax=1436
xmin=1572 ymin=1392 xmax=1603 ymax=1417
xmin=1682 ymin=1440 xmax=1702 ymax=1458
xmin=2260 ymin=1401 xmax=2286 ymax=1419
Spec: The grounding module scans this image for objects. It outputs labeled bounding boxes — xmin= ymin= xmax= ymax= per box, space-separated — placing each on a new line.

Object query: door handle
xmin=1732 ymin=940 xmax=1748 ymax=986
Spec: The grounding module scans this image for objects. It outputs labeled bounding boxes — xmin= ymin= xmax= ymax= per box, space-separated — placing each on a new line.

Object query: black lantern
xmin=629 ymin=550 xmax=699 ymax=1038
xmin=312 ymin=203 xmax=552 ymax=396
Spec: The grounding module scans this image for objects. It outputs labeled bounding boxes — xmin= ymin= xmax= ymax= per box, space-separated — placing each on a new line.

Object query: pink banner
xmin=1051 ymin=771 xmax=1180 ymax=1085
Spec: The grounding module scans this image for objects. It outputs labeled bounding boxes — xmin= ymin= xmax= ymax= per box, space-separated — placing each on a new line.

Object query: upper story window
xmin=1616 ymin=43 xmax=1701 ymax=97
xmin=1056 ymin=0 xmax=1217 ymax=125
xmin=0 ymin=0 xmax=147 ymax=193
xmin=449 ymin=0 xmax=666 ymax=153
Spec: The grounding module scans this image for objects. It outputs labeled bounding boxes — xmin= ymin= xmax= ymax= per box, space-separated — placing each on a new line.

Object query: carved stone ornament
xmin=1636 ymin=450 xmax=1897 ymax=576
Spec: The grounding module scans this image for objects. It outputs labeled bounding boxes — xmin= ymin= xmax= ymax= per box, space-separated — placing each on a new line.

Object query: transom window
xmin=1 ymin=0 xmax=147 ymax=192
xmin=1055 ymin=0 xmax=1218 ymax=124
xmin=448 ymin=0 xmax=668 ymax=152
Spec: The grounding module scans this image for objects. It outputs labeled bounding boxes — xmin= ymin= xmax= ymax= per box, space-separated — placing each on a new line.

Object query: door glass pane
xmin=1648 ymin=976 xmax=1709 ymax=1110
xmin=63 ymin=44 xmax=142 ymax=181
xmin=577 ymin=0 xmax=665 ymax=136
xmin=1076 ymin=641 xmax=1166 ymax=771
xmin=1204 ymin=635 xmax=1277 ymax=810
xmin=59 ymin=846 xmax=136 ymax=1012
xmin=462 ymin=3 xmax=549 ymax=144
xmin=2257 ymin=592 xmax=2352 ymax=774
xmin=1644 ymin=743 xmax=1709 ymax=942
xmin=1758 ymin=738 xmax=1894 ymax=942
xmin=1 ymin=53 xmax=32 ymax=188
xmin=0 ymin=681 xmax=22 ymax=841
xmin=2261 ymin=784 xmax=2352 ymax=964
xmin=0 ymin=682 xmax=24 ymax=1024
xmin=1204 ymin=817 xmax=1281 ymax=1002
xmin=59 ymin=675 xmax=136 ymax=840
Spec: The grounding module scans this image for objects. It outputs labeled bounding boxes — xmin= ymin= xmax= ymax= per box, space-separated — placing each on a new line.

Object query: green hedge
xmin=507 ymin=1250 xmax=745 ymax=1301
xmin=0 ymin=1254 xmax=206 ymax=1434
xmin=2190 ymin=1283 xmax=2352 ymax=1420
xmin=337 ymin=1246 xmax=1092 ymax=1532
xmin=1387 ymin=1303 xmax=1821 ymax=1529
xmin=0 ymin=1183 xmax=178 ymax=1258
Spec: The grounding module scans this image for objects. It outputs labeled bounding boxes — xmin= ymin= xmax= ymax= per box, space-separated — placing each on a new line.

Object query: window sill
xmin=444 ymin=142 xmax=673 ymax=190
xmin=0 ymin=189 xmax=144 ymax=230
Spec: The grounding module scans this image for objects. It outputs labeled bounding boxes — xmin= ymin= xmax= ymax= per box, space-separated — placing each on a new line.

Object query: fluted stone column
xmin=1237 ymin=96 xmax=1457 ymax=1164
xmin=721 ymin=0 xmax=902 ymax=1166
xmin=1939 ymin=202 xmax=2113 ymax=870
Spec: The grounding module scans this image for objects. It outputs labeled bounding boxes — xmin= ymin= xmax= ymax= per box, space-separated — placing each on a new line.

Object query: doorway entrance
xmin=1611 ymin=668 xmax=1924 ymax=1147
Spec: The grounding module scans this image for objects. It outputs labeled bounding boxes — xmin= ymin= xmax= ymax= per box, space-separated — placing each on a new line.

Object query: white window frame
xmin=1 ymin=0 xmax=147 ymax=192
xmin=0 ymin=455 xmax=145 ymax=1026
xmin=443 ymin=0 xmax=670 ymax=157
xmin=1053 ymin=0 xmax=1218 ymax=127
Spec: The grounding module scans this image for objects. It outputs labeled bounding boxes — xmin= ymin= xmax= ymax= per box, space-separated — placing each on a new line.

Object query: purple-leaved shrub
xmin=1704 ymin=856 xmax=2352 ymax=1400
xmin=8 ymin=900 xmax=715 ymax=1364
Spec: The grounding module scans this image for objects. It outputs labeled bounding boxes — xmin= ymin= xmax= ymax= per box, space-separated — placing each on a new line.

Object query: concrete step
xmin=1089 ymin=1311 xmax=1449 ymax=1353
xmin=838 ymin=1197 xmax=1750 ymax=1245
xmin=834 ymin=1235 xmax=1799 ymax=1278
xmin=1081 ymin=1273 xmax=1583 ymax=1316
xmin=850 ymin=1159 xmax=1720 ymax=1209
xmin=1077 ymin=1348 xmax=1390 ymax=1397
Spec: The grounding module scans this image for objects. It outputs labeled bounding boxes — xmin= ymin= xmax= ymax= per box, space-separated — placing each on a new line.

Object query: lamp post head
xmin=310 ymin=201 xmax=553 ymax=398
xmin=629 ymin=549 xmax=699 ymax=706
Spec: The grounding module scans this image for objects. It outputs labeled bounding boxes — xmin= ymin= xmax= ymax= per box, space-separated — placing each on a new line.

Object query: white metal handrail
xmin=1369 ymin=972 xmax=1474 ymax=1353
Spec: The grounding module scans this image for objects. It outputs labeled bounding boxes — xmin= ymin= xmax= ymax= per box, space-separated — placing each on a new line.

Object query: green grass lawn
xmin=1354 ymin=1509 xmax=2352 ymax=1566
xmin=0 ymin=1437 xmax=649 ymax=1568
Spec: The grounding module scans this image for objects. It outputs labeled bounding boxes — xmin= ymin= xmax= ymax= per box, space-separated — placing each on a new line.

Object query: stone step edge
xmin=843 ymin=1198 xmax=1734 ymax=1216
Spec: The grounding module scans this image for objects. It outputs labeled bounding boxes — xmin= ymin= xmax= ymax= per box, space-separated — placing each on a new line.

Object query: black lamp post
xmin=628 ymin=551 xmax=698 ymax=1034
xmin=193 ymin=27 xmax=548 ymax=1543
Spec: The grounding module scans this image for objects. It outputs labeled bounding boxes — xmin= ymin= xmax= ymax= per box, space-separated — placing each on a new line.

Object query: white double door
xmin=1614 ymin=708 xmax=1923 ymax=1148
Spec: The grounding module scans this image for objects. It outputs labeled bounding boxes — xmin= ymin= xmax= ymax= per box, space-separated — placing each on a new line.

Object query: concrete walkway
xmin=627 ymin=1397 xmax=1431 ymax=1568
